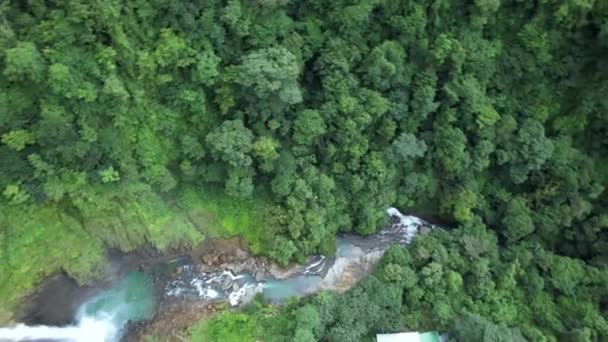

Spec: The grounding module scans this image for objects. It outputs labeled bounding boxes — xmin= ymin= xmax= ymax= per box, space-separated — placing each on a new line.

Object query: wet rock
xmin=242 ymin=258 xmax=255 ymax=271
xmin=320 ymin=249 xmax=384 ymax=292
xmin=197 ymin=264 xmax=211 ymax=273
xmin=201 ymin=254 xmax=217 ymax=266
xmin=228 ymin=262 xmax=244 ymax=274
xmin=220 ymin=277 xmax=233 ymax=291
xmin=419 ymin=226 xmax=432 ymax=235
xmin=17 ymin=274 xmax=97 ymax=326
xmin=239 ymin=284 xmax=264 ymax=305
xmin=232 ymin=282 xmax=240 ymax=292
xmin=254 ymin=270 xmax=265 ymax=282
xmin=235 ymin=248 xmax=249 ymax=260
xmin=268 ymin=263 xmax=300 ymax=279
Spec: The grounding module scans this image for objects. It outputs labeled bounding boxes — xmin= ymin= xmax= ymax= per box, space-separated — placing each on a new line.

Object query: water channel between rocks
xmin=0 ymin=208 xmax=433 ymax=342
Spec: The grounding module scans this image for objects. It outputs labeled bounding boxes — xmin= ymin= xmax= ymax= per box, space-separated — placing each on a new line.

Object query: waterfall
xmin=0 ymin=315 xmax=116 ymax=342
xmin=0 ymin=208 xmax=430 ymax=341
xmin=0 ymin=272 xmax=154 ymax=342
xmin=386 ymin=207 xmax=424 ymax=244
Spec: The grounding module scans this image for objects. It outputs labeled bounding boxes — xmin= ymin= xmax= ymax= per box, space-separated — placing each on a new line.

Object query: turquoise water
xmin=0 ymin=272 xmax=156 ymax=342
xmin=262 ymin=275 xmax=323 ymax=302
xmin=80 ymin=271 xmax=155 ymax=325
xmin=2 ymin=208 xmax=427 ymax=341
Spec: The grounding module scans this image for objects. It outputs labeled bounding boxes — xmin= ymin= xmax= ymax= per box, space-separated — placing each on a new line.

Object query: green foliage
xmin=177 ymin=187 xmax=273 ymax=254
xmin=237 ymin=46 xmax=302 ymax=105
xmin=201 ymin=227 xmax=608 ymax=341
xmin=392 ymin=133 xmax=427 ymax=161
xmin=1 ymin=0 xmax=608 ymax=331
xmin=2 ymin=184 xmax=30 ymax=204
xmin=442 ymin=189 xmax=479 ymax=223
xmin=3 ymin=42 xmax=45 ymax=82
xmin=206 ymin=120 xmax=254 ymax=167
xmin=253 ymin=136 xmax=280 ymax=164
xmin=99 ymin=166 xmax=120 ymax=183
xmin=501 ymin=197 xmax=534 ymax=242
xmin=0 ymin=204 xmax=106 ymax=313
xmin=190 ymin=311 xmax=257 ymax=342
xmin=450 ymin=313 xmax=526 ymax=342
xmin=1 ymin=129 xmax=34 ymax=151
xmin=293 ymin=109 xmax=326 ymax=145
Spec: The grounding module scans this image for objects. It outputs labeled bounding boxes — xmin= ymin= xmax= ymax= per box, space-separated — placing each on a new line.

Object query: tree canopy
xmin=1 ymin=0 xmax=608 ymax=337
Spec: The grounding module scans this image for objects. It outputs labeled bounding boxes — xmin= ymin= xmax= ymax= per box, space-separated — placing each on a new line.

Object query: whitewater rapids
xmin=0 ymin=207 xmax=430 ymax=342
xmin=0 ymin=316 xmax=116 ymax=342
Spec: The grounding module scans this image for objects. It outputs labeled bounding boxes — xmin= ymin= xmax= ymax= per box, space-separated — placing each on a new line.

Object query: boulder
xmin=197 ymin=264 xmax=211 ymax=273
xmin=235 ymin=248 xmax=249 ymax=260
xmin=239 ymin=284 xmax=264 ymax=305
xmin=233 ymin=262 xmax=246 ymax=274
xmin=254 ymin=270 xmax=265 ymax=282
xmin=220 ymin=277 xmax=233 ymax=291
xmin=242 ymin=258 xmax=256 ymax=272
xmin=419 ymin=226 xmax=432 ymax=235
xmin=232 ymin=282 xmax=241 ymax=292
xmin=268 ymin=263 xmax=300 ymax=279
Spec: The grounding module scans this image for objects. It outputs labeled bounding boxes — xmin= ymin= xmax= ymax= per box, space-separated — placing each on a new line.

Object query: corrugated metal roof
xmin=376 ymin=331 xmax=441 ymax=342
xmin=420 ymin=331 xmax=441 ymax=342
xmin=377 ymin=332 xmax=420 ymax=342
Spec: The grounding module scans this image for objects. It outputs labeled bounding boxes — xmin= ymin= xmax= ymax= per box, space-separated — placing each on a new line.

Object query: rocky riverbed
xmin=3 ymin=208 xmax=433 ymax=342
xmin=124 ymin=209 xmax=434 ymax=340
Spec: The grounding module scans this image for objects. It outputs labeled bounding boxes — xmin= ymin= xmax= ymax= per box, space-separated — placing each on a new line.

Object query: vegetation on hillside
xmin=1 ymin=0 xmax=607 ymax=336
xmin=193 ymin=226 xmax=607 ymax=341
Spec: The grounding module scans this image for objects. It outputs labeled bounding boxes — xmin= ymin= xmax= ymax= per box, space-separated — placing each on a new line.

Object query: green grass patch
xmin=188 ymin=299 xmax=290 ymax=342
xmin=176 ymin=186 xmax=276 ymax=255
xmin=0 ymin=204 xmax=106 ymax=320
xmin=0 ymin=184 xmax=276 ymax=322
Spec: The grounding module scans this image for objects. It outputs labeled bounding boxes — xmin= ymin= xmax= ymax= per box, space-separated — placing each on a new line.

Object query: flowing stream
xmin=0 ymin=208 xmax=430 ymax=342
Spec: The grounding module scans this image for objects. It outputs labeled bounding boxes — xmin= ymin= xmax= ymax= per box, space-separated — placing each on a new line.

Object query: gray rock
xmin=268 ymin=263 xmax=300 ymax=279
xmin=225 ymin=262 xmax=243 ymax=274
xmin=254 ymin=270 xmax=265 ymax=282
xmin=235 ymin=248 xmax=249 ymax=260
xmin=242 ymin=258 xmax=255 ymax=271
xmin=232 ymin=282 xmax=240 ymax=292
xmin=240 ymin=284 xmax=264 ymax=305
xmin=419 ymin=226 xmax=432 ymax=235
xmin=221 ymin=277 xmax=233 ymax=291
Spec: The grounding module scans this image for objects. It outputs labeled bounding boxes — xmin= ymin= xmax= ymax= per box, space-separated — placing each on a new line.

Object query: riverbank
xmin=123 ymin=301 xmax=225 ymax=342
xmin=0 ymin=186 xmax=274 ymax=324
xmin=124 ymin=209 xmax=432 ymax=341
xmin=3 ymin=208 xmax=431 ymax=342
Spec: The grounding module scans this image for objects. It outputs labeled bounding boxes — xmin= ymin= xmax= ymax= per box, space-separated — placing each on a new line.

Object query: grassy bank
xmin=0 ymin=185 xmax=274 ymax=323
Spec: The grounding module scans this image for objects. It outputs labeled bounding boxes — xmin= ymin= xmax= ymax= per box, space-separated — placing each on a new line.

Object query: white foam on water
xmin=0 ymin=315 xmax=117 ymax=342
xmin=303 ymin=256 xmax=326 ymax=275
xmin=206 ymin=288 xmax=220 ymax=299
xmin=387 ymin=207 xmax=424 ymax=244
xmin=221 ymin=270 xmax=244 ymax=280
xmin=228 ymin=283 xmax=257 ymax=306
xmin=191 ymin=278 xmax=206 ymax=297
xmin=190 ymin=278 xmax=221 ymax=299
xmin=1 ymin=208 xmax=430 ymax=342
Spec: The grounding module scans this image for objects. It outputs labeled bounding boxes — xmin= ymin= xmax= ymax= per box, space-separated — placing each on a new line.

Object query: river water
xmin=0 ymin=208 xmax=430 ymax=342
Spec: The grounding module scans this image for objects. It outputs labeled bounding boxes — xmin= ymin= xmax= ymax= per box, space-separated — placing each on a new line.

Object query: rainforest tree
xmin=1 ymin=0 xmax=607 ymax=337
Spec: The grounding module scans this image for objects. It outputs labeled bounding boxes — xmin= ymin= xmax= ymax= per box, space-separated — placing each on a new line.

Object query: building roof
xmin=376 ymin=331 xmax=441 ymax=342
xmin=420 ymin=331 xmax=441 ymax=342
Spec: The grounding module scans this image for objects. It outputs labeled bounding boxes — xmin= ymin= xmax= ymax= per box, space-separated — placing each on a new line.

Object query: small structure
xmin=377 ymin=331 xmax=441 ymax=342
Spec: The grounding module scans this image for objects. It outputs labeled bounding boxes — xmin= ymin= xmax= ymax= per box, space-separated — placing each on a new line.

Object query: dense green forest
xmin=191 ymin=228 xmax=607 ymax=341
xmin=1 ymin=0 xmax=608 ymax=339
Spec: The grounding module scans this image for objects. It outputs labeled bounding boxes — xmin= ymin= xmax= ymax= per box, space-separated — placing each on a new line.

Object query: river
xmin=0 ymin=208 xmax=431 ymax=342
